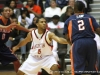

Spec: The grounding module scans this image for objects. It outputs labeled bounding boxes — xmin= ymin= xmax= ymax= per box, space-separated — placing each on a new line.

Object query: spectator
xmin=18 ymin=7 xmax=35 ymax=27
xmin=56 ymin=0 xmax=68 ymax=9
xmin=25 ymin=0 xmax=42 ymax=17
xmin=28 ymin=16 xmax=38 ymax=29
xmin=35 ymin=0 xmax=44 ymax=13
xmin=9 ymin=7 xmax=16 ymax=22
xmin=61 ymin=0 xmax=75 ymax=15
xmin=47 ymin=15 xmax=64 ymax=29
xmin=6 ymin=0 xmax=21 ymax=17
xmin=45 ymin=0 xmax=68 ymax=9
xmin=45 ymin=0 xmax=50 ymax=8
xmin=60 ymin=6 xmax=74 ymax=22
xmin=44 ymin=0 xmax=61 ymax=22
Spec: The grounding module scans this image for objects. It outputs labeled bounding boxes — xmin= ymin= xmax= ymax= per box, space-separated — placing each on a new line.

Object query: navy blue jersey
xmin=0 ymin=16 xmax=11 ymax=44
xmin=63 ymin=14 xmax=100 ymax=43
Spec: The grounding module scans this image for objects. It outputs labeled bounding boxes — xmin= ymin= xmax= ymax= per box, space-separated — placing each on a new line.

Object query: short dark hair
xmin=52 ymin=15 xmax=60 ymax=20
xmin=20 ymin=7 xmax=30 ymax=18
xmin=36 ymin=16 xmax=46 ymax=23
xmin=74 ymin=1 xmax=85 ymax=13
xmin=1 ymin=6 xmax=9 ymax=12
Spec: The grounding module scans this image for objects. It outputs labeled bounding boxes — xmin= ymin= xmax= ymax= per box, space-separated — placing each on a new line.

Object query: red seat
xmin=17 ymin=4 xmax=23 ymax=8
xmin=0 ymin=4 xmax=4 ymax=9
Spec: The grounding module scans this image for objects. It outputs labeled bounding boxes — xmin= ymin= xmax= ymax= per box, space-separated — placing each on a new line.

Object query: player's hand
xmin=12 ymin=46 xmax=19 ymax=54
xmin=6 ymin=23 xmax=17 ymax=31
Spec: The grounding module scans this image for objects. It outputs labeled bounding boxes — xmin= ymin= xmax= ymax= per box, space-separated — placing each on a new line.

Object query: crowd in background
xmin=0 ymin=0 xmax=93 ymax=62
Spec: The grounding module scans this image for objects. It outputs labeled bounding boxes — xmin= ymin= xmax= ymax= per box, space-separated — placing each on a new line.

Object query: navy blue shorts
xmin=0 ymin=44 xmax=18 ymax=65
xmin=70 ymin=38 xmax=98 ymax=74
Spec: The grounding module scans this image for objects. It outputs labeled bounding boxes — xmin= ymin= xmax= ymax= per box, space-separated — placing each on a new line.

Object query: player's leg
xmin=13 ymin=59 xmax=20 ymax=72
xmin=50 ymin=64 xmax=60 ymax=75
xmin=17 ymin=70 xmax=25 ymax=75
xmin=71 ymin=39 xmax=88 ymax=75
xmin=18 ymin=54 xmax=42 ymax=75
xmin=0 ymin=45 xmax=20 ymax=72
xmin=86 ymin=39 xmax=98 ymax=75
xmin=97 ymin=50 xmax=100 ymax=71
xmin=42 ymin=55 xmax=60 ymax=75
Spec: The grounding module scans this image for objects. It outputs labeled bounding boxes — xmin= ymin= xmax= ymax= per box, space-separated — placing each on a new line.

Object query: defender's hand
xmin=12 ymin=46 xmax=19 ymax=54
xmin=6 ymin=23 xmax=17 ymax=31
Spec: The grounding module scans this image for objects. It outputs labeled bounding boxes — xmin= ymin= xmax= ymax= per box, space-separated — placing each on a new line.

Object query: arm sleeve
xmin=91 ymin=16 xmax=100 ymax=30
xmin=63 ymin=20 xmax=69 ymax=35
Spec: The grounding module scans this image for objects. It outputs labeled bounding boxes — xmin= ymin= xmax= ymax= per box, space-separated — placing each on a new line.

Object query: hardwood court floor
xmin=0 ymin=71 xmax=16 ymax=75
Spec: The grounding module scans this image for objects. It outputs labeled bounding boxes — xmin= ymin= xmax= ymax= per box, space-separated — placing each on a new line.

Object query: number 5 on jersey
xmin=78 ymin=20 xmax=85 ymax=30
xmin=38 ymin=49 xmax=41 ymax=54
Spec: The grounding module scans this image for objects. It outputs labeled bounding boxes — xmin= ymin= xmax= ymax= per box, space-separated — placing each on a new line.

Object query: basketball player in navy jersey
xmin=12 ymin=17 xmax=68 ymax=75
xmin=63 ymin=1 xmax=100 ymax=75
xmin=0 ymin=6 xmax=31 ymax=73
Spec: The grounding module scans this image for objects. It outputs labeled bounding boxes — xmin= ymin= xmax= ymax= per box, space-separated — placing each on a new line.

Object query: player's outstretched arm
xmin=12 ymin=32 xmax=32 ymax=53
xmin=0 ymin=23 xmax=17 ymax=30
xmin=14 ymin=25 xmax=31 ymax=32
xmin=49 ymin=32 xmax=68 ymax=44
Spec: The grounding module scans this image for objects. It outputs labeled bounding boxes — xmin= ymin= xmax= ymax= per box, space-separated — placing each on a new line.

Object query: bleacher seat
xmin=17 ymin=4 xmax=23 ymax=8
xmin=0 ymin=4 xmax=4 ymax=9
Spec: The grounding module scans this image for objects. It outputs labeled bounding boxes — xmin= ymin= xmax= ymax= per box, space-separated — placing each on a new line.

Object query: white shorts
xmin=52 ymin=51 xmax=59 ymax=61
xmin=19 ymin=54 xmax=58 ymax=75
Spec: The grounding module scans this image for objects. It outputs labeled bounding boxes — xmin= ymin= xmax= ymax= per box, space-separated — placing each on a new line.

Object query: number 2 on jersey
xmin=2 ymin=33 xmax=5 ymax=40
xmin=78 ymin=20 xmax=85 ymax=30
xmin=38 ymin=49 xmax=41 ymax=54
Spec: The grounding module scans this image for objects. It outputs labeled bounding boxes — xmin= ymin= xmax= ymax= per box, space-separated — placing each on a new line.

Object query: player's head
xmin=36 ymin=16 xmax=47 ymax=30
xmin=11 ymin=17 xmax=18 ymax=24
xmin=1 ymin=6 xmax=10 ymax=19
xmin=74 ymin=1 xmax=85 ymax=13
